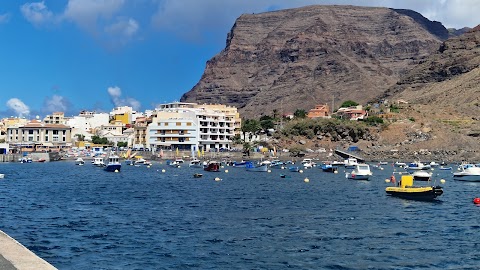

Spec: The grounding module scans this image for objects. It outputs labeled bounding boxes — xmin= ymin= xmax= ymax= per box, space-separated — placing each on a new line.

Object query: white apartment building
xmin=65 ymin=111 xmax=110 ymax=141
xmin=147 ymin=102 xmax=237 ymax=152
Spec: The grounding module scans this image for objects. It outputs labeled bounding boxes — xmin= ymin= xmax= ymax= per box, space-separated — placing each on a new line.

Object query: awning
xmin=42 ymin=142 xmax=54 ymax=147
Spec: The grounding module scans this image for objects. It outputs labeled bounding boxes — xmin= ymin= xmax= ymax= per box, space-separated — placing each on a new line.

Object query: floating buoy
xmin=473 ymin=198 xmax=480 ymax=204
xmin=299 ymin=170 xmax=304 ymax=173
xmin=214 ymin=177 xmax=222 ymax=181
xmin=334 ymin=170 xmax=338 ymax=174
xmin=440 ymin=179 xmax=446 ymax=184
xmin=304 ymin=178 xmax=310 ymax=183
xmin=281 ymin=166 xmax=285 ymax=169
xmin=161 ymin=169 xmax=166 ymax=173
xmin=267 ymin=170 xmax=271 ymax=173
xmin=147 ymin=166 xmax=151 ymax=168
xmin=114 ymin=169 xmax=119 ymax=173
xmin=385 ymin=179 xmax=390 ymax=183
xmin=225 ymin=169 xmax=229 ymax=173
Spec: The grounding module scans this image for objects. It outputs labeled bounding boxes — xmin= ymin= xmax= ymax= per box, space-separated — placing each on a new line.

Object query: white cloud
xmin=6 ymin=98 xmax=30 ymax=118
xmin=20 ymin=1 xmax=54 ymax=26
xmin=0 ymin=13 xmax=11 ymax=24
xmin=63 ymin=0 xmax=125 ymax=32
xmin=107 ymin=86 xmax=141 ymax=111
xmin=105 ymin=17 xmax=139 ymax=39
xmin=43 ymin=95 xmax=70 ymax=113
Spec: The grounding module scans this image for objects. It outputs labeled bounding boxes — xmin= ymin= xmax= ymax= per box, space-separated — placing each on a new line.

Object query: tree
xmin=294 ymin=109 xmax=307 ymax=118
xmin=340 ymin=100 xmax=359 ymax=108
xmin=259 ymin=115 xmax=275 ymax=130
xmin=91 ymin=135 xmax=110 ymax=145
xmin=241 ymin=119 xmax=261 ymax=141
xmin=117 ymin=141 xmax=128 ymax=147
xmin=75 ymin=134 xmax=85 ymax=141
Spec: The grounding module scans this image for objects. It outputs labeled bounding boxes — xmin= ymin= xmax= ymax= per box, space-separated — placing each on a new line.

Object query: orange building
xmin=307 ymin=104 xmax=331 ymax=118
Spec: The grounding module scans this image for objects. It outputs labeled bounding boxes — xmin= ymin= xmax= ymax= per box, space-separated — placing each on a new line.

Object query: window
xmin=176 ymin=122 xmax=181 ymax=126
xmin=165 ymin=123 xmax=169 ymax=126
xmin=29 ymin=130 xmax=34 ymax=134
xmin=187 ymin=122 xmax=192 ymax=126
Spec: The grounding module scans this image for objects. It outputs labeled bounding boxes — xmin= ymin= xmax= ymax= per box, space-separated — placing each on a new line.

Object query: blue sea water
xmin=0 ymin=161 xmax=479 ymax=270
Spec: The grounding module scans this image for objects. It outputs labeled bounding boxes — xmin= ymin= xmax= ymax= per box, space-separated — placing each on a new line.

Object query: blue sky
xmin=1 ymin=0 xmax=479 ymax=118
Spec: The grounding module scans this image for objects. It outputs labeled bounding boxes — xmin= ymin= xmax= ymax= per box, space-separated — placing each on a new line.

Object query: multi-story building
xmin=147 ymin=102 xmax=238 ymax=152
xmin=6 ymin=120 xmax=72 ymax=152
xmin=43 ymin=112 xmax=67 ymax=124
xmin=65 ymin=111 xmax=110 ymax=141
xmin=307 ymin=104 xmax=331 ymax=118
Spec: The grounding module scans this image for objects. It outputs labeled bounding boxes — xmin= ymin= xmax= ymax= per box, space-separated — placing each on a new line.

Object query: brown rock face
xmin=180 ymin=5 xmax=446 ymax=118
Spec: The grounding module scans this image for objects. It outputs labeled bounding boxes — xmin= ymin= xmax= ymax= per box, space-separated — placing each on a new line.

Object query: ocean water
xmin=0 ymin=161 xmax=479 ymax=270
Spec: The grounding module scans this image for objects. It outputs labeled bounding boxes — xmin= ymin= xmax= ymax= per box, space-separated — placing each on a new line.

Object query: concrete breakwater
xmin=0 ymin=230 xmax=57 ymax=270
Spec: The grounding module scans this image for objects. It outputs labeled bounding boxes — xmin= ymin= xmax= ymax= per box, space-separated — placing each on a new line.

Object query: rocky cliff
xmin=180 ymin=5 xmax=447 ymax=118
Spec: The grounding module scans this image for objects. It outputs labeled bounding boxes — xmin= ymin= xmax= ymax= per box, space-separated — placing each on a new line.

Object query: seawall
xmin=0 ymin=230 xmax=57 ymax=270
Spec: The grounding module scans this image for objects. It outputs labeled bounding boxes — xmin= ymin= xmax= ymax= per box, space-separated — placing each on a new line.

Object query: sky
xmin=1 ymin=0 xmax=479 ymax=119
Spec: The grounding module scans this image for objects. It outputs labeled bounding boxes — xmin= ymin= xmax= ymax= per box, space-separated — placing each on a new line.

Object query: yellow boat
xmin=386 ymin=175 xmax=443 ymax=201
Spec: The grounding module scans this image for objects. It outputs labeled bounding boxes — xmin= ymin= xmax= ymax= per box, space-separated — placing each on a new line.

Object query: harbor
xmin=0 ymin=160 xmax=479 ymax=269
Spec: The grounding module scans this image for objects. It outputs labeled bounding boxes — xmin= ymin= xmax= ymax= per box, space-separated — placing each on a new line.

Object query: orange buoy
xmin=473 ymin=198 xmax=480 ymax=204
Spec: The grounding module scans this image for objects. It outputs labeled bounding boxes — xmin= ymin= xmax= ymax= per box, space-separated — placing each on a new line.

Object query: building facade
xmin=6 ymin=120 xmax=72 ymax=152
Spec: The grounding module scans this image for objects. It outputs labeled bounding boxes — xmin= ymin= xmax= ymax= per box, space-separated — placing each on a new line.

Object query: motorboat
xmin=412 ymin=170 xmax=432 ymax=181
xmin=429 ymin=161 xmax=440 ymax=167
xmin=134 ymin=157 xmax=146 ymax=165
xmin=104 ymin=154 xmax=121 ymax=172
xmin=75 ymin=157 xmax=85 ymax=165
xmin=394 ymin=161 xmax=407 ymax=167
xmin=92 ymin=157 xmax=105 ymax=167
xmin=19 ymin=157 xmax=32 ymax=163
xmin=386 ymin=175 xmax=443 ymax=201
xmin=346 ymin=164 xmax=372 ymax=180
xmin=204 ymin=161 xmax=221 ymax=172
xmin=406 ymin=161 xmax=431 ymax=171
xmin=174 ymin=157 xmax=185 ymax=164
xmin=321 ymin=164 xmax=338 ymax=173
xmin=189 ymin=158 xmax=203 ymax=168
xmin=193 ymin=173 xmax=203 ymax=178
xmin=270 ymin=160 xmax=286 ymax=168
xmin=438 ymin=166 xmax=452 ymax=170
xmin=246 ymin=162 xmax=268 ymax=172
xmin=232 ymin=161 xmax=249 ymax=167
xmin=302 ymin=159 xmax=316 ymax=169
xmin=288 ymin=166 xmax=300 ymax=172
xmin=344 ymin=158 xmax=358 ymax=169
xmin=453 ymin=165 xmax=480 ymax=182
xmin=0 ymin=174 xmax=4 ymax=179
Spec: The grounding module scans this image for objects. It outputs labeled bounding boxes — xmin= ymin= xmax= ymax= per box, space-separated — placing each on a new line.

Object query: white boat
xmin=394 ymin=161 xmax=407 ymax=167
xmin=75 ymin=157 xmax=85 ymax=165
xmin=453 ymin=165 xmax=480 ymax=182
xmin=344 ymin=157 xmax=358 ymax=169
xmin=346 ymin=164 xmax=372 ymax=180
xmin=104 ymin=154 xmax=121 ymax=172
xmin=302 ymin=158 xmax=316 ymax=169
xmin=412 ymin=170 xmax=432 ymax=181
xmin=134 ymin=157 xmax=146 ymax=165
xmin=406 ymin=161 xmax=431 ymax=171
xmin=0 ymin=174 xmax=4 ymax=179
xmin=92 ymin=157 xmax=105 ymax=167
xmin=189 ymin=158 xmax=203 ymax=168
xmin=429 ymin=161 xmax=440 ymax=167
xmin=174 ymin=157 xmax=185 ymax=164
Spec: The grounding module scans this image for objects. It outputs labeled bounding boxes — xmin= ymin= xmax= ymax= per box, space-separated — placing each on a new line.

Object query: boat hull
xmin=386 ymin=186 xmax=443 ymax=201
xmin=104 ymin=164 xmax=121 ymax=172
xmin=453 ymin=174 xmax=480 ymax=182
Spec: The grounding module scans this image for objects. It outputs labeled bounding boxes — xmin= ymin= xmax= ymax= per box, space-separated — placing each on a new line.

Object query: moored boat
xmin=412 ymin=170 xmax=432 ymax=181
xmin=204 ymin=161 xmax=221 ymax=172
xmin=346 ymin=164 xmax=372 ymax=180
xmin=92 ymin=157 xmax=105 ymax=167
xmin=75 ymin=157 xmax=85 ymax=165
xmin=104 ymin=154 xmax=121 ymax=172
xmin=453 ymin=165 xmax=480 ymax=182
xmin=246 ymin=162 xmax=269 ymax=172
xmin=189 ymin=158 xmax=203 ymax=168
xmin=321 ymin=164 xmax=338 ymax=173
xmin=344 ymin=157 xmax=358 ymax=169
xmin=288 ymin=166 xmax=300 ymax=172
xmin=386 ymin=175 xmax=443 ymax=201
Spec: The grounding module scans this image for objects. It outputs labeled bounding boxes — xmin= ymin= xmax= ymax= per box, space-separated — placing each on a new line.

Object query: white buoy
xmin=299 ymin=170 xmax=304 ymax=173
xmin=114 ymin=169 xmax=119 ymax=173
xmin=268 ymin=170 xmax=271 ymax=173
xmin=385 ymin=179 xmax=390 ymax=183
xmin=161 ymin=169 xmax=166 ymax=173
xmin=281 ymin=166 xmax=285 ymax=169
xmin=147 ymin=166 xmax=151 ymax=168
xmin=225 ymin=169 xmax=229 ymax=173
xmin=304 ymin=178 xmax=310 ymax=183
xmin=215 ymin=177 xmax=222 ymax=181
xmin=334 ymin=170 xmax=338 ymax=174
xmin=440 ymin=179 xmax=446 ymax=184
